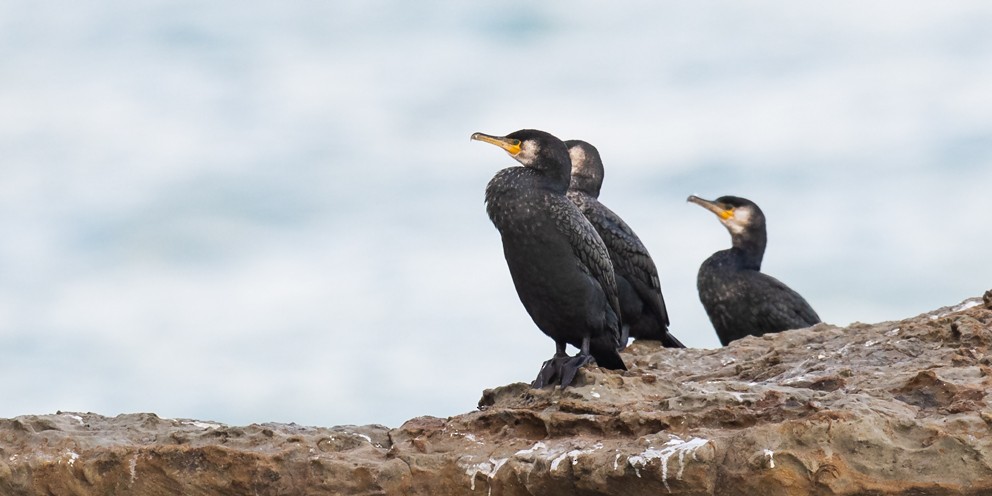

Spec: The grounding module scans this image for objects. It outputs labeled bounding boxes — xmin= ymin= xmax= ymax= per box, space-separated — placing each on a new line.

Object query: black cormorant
xmin=688 ymin=195 xmax=821 ymax=346
xmin=472 ymin=129 xmax=627 ymax=387
xmin=565 ymin=140 xmax=684 ymax=349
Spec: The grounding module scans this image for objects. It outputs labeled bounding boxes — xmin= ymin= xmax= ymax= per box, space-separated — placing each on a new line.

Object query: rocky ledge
xmin=3 ymin=293 xmax=992 ymax=496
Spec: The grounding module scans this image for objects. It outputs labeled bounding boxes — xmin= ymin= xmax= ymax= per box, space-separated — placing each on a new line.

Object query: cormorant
xmin=565 ymin=140 xmax=684 ymax=349
xmin=687 ymin=195 xmax=821 ymax=346
xmin=472 ymin=129 xmax=627 ymax=388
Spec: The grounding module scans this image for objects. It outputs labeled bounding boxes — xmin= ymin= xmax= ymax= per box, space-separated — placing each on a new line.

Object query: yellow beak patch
xmin=471 ymin=132 xmax=522 ymax=156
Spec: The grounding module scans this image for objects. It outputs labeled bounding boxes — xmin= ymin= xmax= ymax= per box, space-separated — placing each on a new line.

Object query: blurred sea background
xmin=2 ymin=1 xmax=991 ymax=427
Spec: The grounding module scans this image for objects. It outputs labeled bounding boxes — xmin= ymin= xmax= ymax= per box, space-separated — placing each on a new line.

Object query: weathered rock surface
xmin=3 ymin=294 xmax=992 ymax=495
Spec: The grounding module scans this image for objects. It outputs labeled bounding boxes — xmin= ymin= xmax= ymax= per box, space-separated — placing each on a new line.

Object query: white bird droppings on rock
xmin=628 ymin=436 xmax=709 ymax=491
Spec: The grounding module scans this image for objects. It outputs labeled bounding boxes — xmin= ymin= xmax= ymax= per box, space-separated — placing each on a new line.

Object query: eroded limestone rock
xmin=2 ymin=296 xmax=992 ymax=495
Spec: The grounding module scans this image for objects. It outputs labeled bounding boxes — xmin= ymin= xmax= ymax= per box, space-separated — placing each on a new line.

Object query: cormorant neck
xmin=537 ymin=152 xmax=573 ymax=194
xmin=547 ymin=166 xmax=571 ymax=194
xmin=730 ymin=230 xmax=766 ymax=270
xmin=569 ymin=176 xmax=601 ymax=198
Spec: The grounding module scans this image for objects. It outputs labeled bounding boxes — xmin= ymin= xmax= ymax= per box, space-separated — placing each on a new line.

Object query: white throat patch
xmin=724 ymin=206 xmax=752 ymax=234
xmin=734 ymin=206 xmax=753 ymax=224
xmin=515 ymin=140 xmax=539 ymax=167
xmin=568 ymin=146 xmax=586 ymax=170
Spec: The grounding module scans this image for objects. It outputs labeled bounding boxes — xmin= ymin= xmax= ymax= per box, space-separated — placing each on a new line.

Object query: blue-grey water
xmin=2 ymin=1 xmax=991 ymax=427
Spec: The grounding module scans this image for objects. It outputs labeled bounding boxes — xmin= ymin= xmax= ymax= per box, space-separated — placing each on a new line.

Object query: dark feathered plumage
xmin=688 ymin=195 xmax=821 ymax=346
xmin=473 ymin=129 xmax=626 ymax=387
xmin=565 ymin=139 xmax=683 ymax=349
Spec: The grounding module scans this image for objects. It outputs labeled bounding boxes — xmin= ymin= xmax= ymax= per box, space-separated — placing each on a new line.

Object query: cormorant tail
xmin=590 ymin=341 xmax=627 ymax=371
xmin=660 ymin=331 xmax=686 ymax=349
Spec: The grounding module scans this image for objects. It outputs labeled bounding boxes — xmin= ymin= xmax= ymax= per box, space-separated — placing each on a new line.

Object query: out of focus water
xmin=1 ymin=1 xmax=990 ymax=427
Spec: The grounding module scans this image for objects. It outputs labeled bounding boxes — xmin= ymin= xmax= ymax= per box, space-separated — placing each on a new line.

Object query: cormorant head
xmin=688 ymin=195 xmax=767 ymax=266
xmin=687 ymin=195 xmax=765 ymax=235
xmin=564 ymin=140 xmax=604 ymax=198
xmin=472 ymin=129 xmax=571 ymax=188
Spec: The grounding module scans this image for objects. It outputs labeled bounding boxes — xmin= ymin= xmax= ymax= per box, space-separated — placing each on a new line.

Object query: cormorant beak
xmin=687 ymin=195 xmax=733 ymax=220
xmin=471 ymin=132 xmax=522 ymax=156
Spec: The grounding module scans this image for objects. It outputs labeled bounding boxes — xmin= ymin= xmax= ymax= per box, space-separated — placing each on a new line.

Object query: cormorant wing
xmin=746 ymin=271 xmax=821 ymax=332
xmin=551 ymin=198 xmax=624 ymax=346
xmin=572 ymin=194 xmax=670 ymax=328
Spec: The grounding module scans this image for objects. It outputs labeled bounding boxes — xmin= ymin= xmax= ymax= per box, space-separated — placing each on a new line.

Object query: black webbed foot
xmin=532 ymin=353 xmax=597 ymax=388
xmin=559 ymin=353 xmax=595 ymax=388
xmin=532 ymin=354 xmax=570 ymax=388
